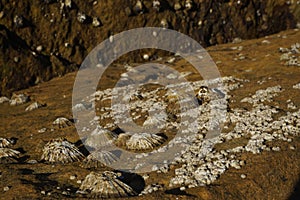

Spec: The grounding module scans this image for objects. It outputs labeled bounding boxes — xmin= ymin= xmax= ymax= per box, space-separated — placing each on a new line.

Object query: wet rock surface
xmin=0 ymin=0 xmax=299 ymax=95
xmin=0 ymin=28 xmax=299 ymax=199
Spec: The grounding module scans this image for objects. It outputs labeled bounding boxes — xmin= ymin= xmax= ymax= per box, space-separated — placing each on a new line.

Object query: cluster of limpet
xmin=126 ymin=133 xmax=166 ymax=150
xmin=77 ymin=171 xmax=136 ymax=198
xmin=41 ymin=138 xmax=84 ymax=164
xmin=81 ymin=150 xmax=118 ymax=168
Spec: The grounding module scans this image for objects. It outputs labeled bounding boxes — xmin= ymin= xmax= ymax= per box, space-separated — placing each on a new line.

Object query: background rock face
xmin=0 ymin=0 xmax=298 ymax=95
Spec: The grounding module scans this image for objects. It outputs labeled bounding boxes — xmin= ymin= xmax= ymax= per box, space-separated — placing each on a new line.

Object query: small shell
xmin=92 ymin=17 xmax=101 ymax=27
xmin=133 ymin=0 xmax=144 ymax=14
xmin=0 ymin=138 xmax=16 ymax=148
xmin=78 ymin=171 xmax=136 ymax=198
xmin=77 ymin=12 xmax=87 ymax=23
xmin=13 ymin=15 xmax=24 ymax=28
xmin=153 ymin=0 xmax=160 ymax=11
xmin=0 ymin=148 xmax=20 ymax=163
xmin=52 ymin=117 xmax=72 ymax=128
xmin=81 ymin=150 xmax=118 ymax=168
xmin=41 ymin=138 xmax=84 ymax=164
xmin=25 ymin=102 xmax=44 ymax=111
xmin=9 ymin=93 xmax=29 ymax=106
xmin=0 ymin=96 xmax=9 ymax=104
xmin=85 ymin=126 xmax=116 ymax=149
xmin=126 ymin=133 xmax=166 ymax=150
xmin=115 ymin=133 xmax=132 ymax=147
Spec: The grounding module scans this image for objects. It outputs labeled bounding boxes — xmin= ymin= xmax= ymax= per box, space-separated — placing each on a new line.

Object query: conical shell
xmin=78 ymin=171 xmax=136 ymax=198
xmin=81 ymin=150 xmax=118 ymax=168
xmin=126 ymin=133 xmax=166 ymax=150
xmin=52 ymin=117 xmax=72 ymax=128
xmin=41 ymin=138 xmax=84 ymax=164
xmin=85 ymin=126 xmax=116 ymax=149
xmin=0 ymin=137 xmax=16 ymax=148
xmin=0 ymin=148 xmax=20 ymax=163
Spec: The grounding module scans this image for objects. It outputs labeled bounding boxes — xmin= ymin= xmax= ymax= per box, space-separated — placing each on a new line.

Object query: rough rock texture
xmin=0 ymin=0 xmax=298 ymax=95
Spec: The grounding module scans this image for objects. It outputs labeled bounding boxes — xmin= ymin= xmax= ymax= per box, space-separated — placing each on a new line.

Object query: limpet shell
xmin=78 ymin=171 xmax=137 ymax=198
xmin=126 ymin=133 xmax=166 ymax=150
xmin=41 ymin=138 xmax=84 ymax=164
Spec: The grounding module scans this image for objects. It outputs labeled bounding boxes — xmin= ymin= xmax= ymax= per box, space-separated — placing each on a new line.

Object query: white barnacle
xmin=77 ymin=12 xmax=87 ymax=23
xmin=196 ymin=86 xmax=210 ymax=104
xmin=81 ymin=150 xmax=118 ymax=168
xmin=0 ymin=138 xmax=16 ymax=148
xmin=41 ymin=138 xmax=84 ymax=164
xmin=52 ymin=117 xmax=72 ymax=128
xmin=160 ymin=19 xmax=168 ymax=29
xmin=126 ymin=133 xmax=166 ymax=150
xmin=92 ymin=17 xmax=101 ymax=27
xmin=9 ymin=93 xmax=29 ymax=106
xmin=77 ymin=171 xmax=137 ymax=198
xmin=185 ymin=0 xmax=193 ymax=10
xmin=152 ymin=0 xmax=160 ymax=11
xmin=0 ymin=148 xmax=20 ymax=163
